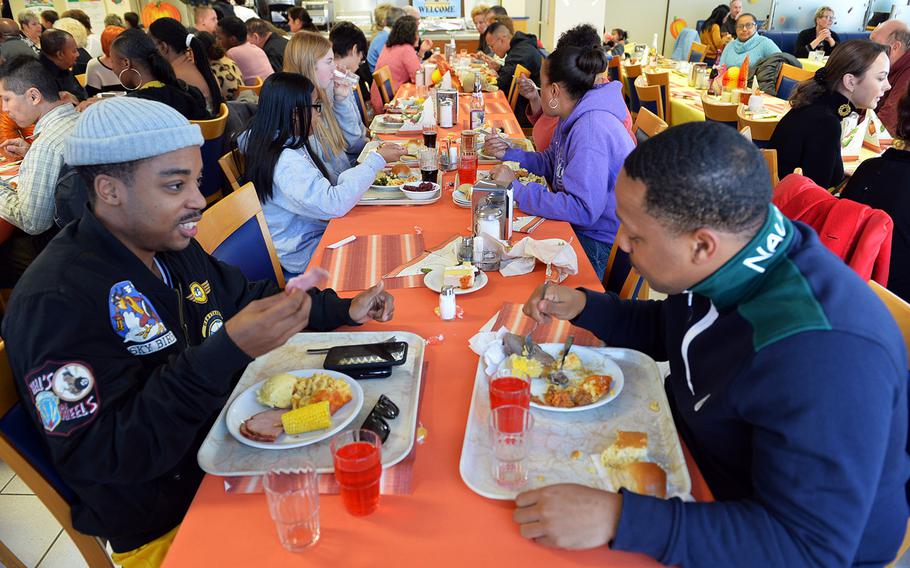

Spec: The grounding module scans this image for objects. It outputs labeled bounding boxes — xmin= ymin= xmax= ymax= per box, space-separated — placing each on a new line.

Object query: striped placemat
xmin=491 ymin=302 xmax=603 ymax=347
xmin=319 ymin=233 xmax=425 ymax=292
xmin=223 ymin=362 xmax=429 ymax=496
xmin=383 ymin=234 xmax=461 ymax=289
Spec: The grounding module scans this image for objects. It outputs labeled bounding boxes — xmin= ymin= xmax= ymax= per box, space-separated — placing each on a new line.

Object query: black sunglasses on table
xmin=360 ymin=394 xmax=399 ymax=443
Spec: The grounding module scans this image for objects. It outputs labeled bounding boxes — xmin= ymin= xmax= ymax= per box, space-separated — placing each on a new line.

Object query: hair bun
xmin=576 ymin=46 xmax=608 ymax=76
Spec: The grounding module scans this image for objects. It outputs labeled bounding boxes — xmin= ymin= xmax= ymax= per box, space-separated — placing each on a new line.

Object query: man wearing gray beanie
xmin=2 ymin=96 xmax=395 ymax=561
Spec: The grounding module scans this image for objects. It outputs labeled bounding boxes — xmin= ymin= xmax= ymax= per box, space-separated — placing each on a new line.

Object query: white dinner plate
xmin=498 ymin=344 xmax=625 ymax=412
xmin=453 ymin=189 xmax=472 ymax=208
xmin=371 ymin=167 xmax=420 ymax=191
xmin=424 ymin=268 xmax=488 ymax=295
xmin=225 ymin=369 xmax=364 ymax=450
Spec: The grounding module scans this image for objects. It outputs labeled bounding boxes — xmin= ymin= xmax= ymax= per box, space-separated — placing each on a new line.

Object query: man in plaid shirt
xmin=0 ymin=55 xmax=78 ymax=286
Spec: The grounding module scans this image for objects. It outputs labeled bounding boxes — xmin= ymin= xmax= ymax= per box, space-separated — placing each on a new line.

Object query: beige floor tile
xmin=36 ymin=530 xmax=90 ymax=568
xmin=0 ymin=494 xmax=62 ymax=567
xmin=1 ymin=475 xmax=35 ymax=496
xmin=0 ymin=459 xmax=14 ymax=492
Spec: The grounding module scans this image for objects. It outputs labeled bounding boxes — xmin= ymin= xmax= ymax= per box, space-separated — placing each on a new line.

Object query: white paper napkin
xmin=468 ymin=326 xmax=510 ymax=375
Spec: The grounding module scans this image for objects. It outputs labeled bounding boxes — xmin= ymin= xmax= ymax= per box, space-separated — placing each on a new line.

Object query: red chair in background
xmin=773 ymin=174 xmax=893 ymax=285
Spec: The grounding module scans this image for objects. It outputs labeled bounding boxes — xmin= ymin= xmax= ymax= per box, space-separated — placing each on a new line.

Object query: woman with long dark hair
xmin=109 ymin=29 xmax=211 ymax=120
xmin=149 ymin=17 xmax=223 ymax=112
xmin=483 ymin=43 xmax=634 ymax=279
xmin=700 ymin=5 xmax=730 ymax=64
xmin=770 ymin=40 xmax=890 ymax=189
xmin=238 ymin=73 xmax=404 ymax=276
xmin=370 ymin=15 xmax=421 ymax=114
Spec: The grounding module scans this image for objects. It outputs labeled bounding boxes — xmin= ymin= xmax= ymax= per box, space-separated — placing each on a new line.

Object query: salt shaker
xmin=439 ymin=286 xmax=456 ymax=320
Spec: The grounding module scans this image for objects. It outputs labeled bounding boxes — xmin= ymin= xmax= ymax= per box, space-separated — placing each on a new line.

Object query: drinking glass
xmin=331 ymin=429 xmax=382 ymax=516
xmin=458 ymin=153 xmax=478 ymax=185
xmin=418 ymin=147 xmax=438 ymax=183
xmin=422 ymin=124 xmax=438 ymax=148
xmin=489 ymin=405 xmax=534 ymax=488
xmin=488 ymin=368 xmax=530 ymax=412
xmin=263 ymin=461 xmax=320 ymax=552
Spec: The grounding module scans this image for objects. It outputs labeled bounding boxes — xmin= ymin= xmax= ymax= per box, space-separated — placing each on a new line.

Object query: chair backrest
xmin=218 ymin=150 xmax=243 ymax=194
xmin=775 ymin=63 xmax=814 ymax=101
xmin=635 ymin=83 xmax=664 ymax=121
xmin=702 ymin=96 xmax=739 ymax=127
xmin=631 ymin=107 xmax=668 ymax=144
xmin=75 ymin=73 xmax=86 ymax=87
xmin=737 ymin=104 xmax=780 ymax=148
xmin=761 ymin=148 xmax=779 ymax=186
xmin=607 ymin=56 xmax=621 ymax=83
xmin=190 ymin=103 xmax=230 ymax=205
xmin=688 ymin=42 xmax=707 ymax=63
xmin=354 ymin=85 xmax=370 ymax=126
xmin=237 ymin=75 xmax=264 ymax=97
xmin=508 ymin=64 xmax=531 ymax=111
xmin=196 ymin=182 xmax=286 ymax=287
xmin=372 ymin=65 xmax=395 ymax=105
xmin=0 ymin=340 xmax=114 ymax=567
xmin=601 ymin=226 xmax=650 ymax=300
xmin=870 ymin=281 xmax=910 ymax=358
xmin=643 ymin=70 xmax=670 ymax=123
xmin=623 ymin=63 xmax=643 ymax=113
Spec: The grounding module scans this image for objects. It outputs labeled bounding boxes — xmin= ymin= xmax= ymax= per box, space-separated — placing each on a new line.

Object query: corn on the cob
xmin=281 ymin=401 xmax=331 ymax=434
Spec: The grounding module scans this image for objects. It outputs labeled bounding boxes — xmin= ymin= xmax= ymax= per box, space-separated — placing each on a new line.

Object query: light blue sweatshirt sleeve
xmin=329 ymin=83 xmax=368 ymax=157
xmin=272 ymin=148 xmax=385 ymax=219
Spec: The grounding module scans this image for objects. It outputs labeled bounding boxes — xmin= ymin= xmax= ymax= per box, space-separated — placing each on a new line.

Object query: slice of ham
xmin=239 ymin=409 xmax=286 ymax=442
xmin=285 ymin=267 xmax=329 ymax=294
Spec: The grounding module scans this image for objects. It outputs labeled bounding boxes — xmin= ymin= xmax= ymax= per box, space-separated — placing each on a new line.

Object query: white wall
xmin=604 ymin=0 xmax=667 ymax=52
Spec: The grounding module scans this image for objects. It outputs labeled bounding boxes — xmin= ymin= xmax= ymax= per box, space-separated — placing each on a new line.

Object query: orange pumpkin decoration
xmin=141 ymin=1 xmax=181 ymax=28
xmin=670 ymin=18 xmax=687 ymax=39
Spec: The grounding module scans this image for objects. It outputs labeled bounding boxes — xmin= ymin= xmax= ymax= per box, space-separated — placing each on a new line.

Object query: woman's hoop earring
xmin=548 ymin=98 xmax=559 ymax=110
xmin=118 ymin=68 xmax=142 ymax=91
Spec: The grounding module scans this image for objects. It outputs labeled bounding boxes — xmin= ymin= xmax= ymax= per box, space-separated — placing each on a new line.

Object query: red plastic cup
xmin=330 ymin=430 xmax=382 ymax=516
xmin=458 ymin=153 xmax=478 ymax=185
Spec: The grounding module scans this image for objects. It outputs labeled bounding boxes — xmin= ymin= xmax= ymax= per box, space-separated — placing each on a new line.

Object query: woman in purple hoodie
xmin=485 ymin=44 xmax=635 ymax=279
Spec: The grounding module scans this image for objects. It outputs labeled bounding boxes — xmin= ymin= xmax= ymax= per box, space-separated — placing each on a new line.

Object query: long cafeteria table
xmin=162 ymin=85 xmax=712 ymax=567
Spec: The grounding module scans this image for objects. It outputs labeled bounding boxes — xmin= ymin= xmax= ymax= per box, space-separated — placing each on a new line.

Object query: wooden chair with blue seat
xmin=190 ymin=103 xmax=230 ymax=206
xmin=870 ymin=282 xmax=910 ymax=568
xmin=687 ymin=42 xmax=708 ymax=63
xmin=237 ymin=75 xmax=264 ymax=97
xmin=602 ymin=226 xmax=650 ymax=300
xmin=630 ymin=107 xmax=668 ymax=144
xmin=775 ymin=63 xmax=814 ymax=100
xmin=508 ymin=63 xmax=531 ymax=113
xmin=643 ymin=70 xmax=671 ymax=124
xmin=737 ymin=104 xmax=780 ymax=149
xmin=218 ymin=149 xmax=243 ymax=194
xmin=607 ymin=55 xmax=621 ymax=84
xmin=623 ymin=63 xmax=643 ymax=116
xmin=702 ymin=96 xmax=739 ymax=128
xmin=195 ymin=182 xmax=286 ymax=287
xmin=354 ymin=85 xmax=371 ymax=126
xmin=372 ymin=65 xmax=395 ymax=107
xmin=635 ymin=83 xmax=665 ymax=124
xmin=0 ymin=339 xmax=115 ymax=568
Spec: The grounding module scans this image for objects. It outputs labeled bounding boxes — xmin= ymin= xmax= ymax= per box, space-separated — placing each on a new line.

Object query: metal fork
xmin=523 ymin=281 xmax=550 ymax=351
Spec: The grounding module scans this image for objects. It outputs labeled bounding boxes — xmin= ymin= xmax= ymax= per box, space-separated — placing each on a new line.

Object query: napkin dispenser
xmin=436 ymin=88 xmax=459 ymax=128
xmin=471 ymin=184 xmax=513 ymax=241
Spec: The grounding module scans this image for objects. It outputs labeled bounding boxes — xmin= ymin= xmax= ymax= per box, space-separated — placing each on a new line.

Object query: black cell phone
xmin=323 ymin=341 xmax=408 ymax=379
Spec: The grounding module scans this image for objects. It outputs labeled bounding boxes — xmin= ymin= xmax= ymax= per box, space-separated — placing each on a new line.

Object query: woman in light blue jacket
xmin=239 ymin=73 xmax=404 ymax=277
xmin=283 ymin=31 xmax=369 ymax=182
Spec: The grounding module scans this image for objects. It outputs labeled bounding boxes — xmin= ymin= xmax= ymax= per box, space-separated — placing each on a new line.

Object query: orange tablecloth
xmin=386 ymin=84 xmax=524 ymax=139
xmin=163 ymin=93 xmax=712 ymax=567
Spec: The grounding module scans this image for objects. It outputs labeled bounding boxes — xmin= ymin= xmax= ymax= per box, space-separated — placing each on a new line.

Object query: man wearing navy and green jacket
xmin=514 ymin=122 xmax=910 ymax=566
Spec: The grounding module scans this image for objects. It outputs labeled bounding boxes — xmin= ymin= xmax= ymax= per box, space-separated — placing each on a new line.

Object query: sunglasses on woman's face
xmin=360 ymin=394 xmax=399 ymax=443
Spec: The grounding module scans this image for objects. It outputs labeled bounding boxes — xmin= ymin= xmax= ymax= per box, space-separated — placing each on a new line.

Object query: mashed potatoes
xmin=507 ymin=354 xmax=543 ymax=378
xmin=256 ymin=373 xmax=299 ymax=408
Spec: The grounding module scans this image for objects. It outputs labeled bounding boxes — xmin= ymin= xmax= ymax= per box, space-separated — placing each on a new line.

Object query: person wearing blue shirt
xmin=512 ymin=122 xmax=910 ymax=567
xmin=718 ymin=12 xmax=780 ymax=68
xmin=367 ymin=5 xmax=403 ymax=72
